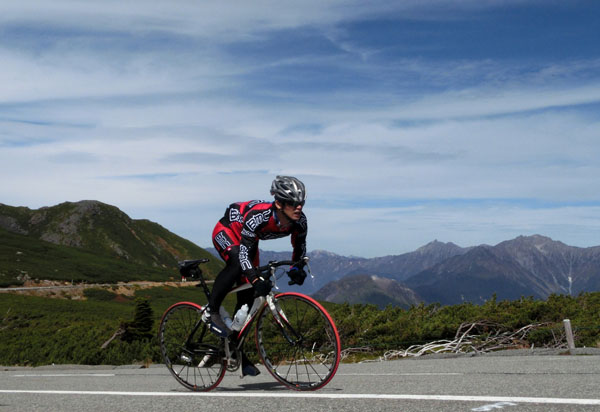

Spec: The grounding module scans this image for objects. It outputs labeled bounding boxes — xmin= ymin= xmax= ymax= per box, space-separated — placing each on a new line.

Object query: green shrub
xmin=84 ymin=288 xmax=117 ymax=301
xmin=527 ymin=326 xmax=560 ymax=347
xmin=2 ymin=289 xmax=600 ymax=366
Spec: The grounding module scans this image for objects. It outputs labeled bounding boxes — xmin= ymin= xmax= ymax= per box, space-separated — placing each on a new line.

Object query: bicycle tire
xmin=159 ymin=302 xmax=226 ymax=391
xmin=255 ymin=292 xmax=341 ymax=391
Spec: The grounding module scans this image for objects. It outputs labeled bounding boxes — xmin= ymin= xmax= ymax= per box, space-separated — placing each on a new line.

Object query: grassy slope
xmin=0 ymin=202 xmax=228 ymax=365
xmin=0 ymin=201 xmax=224 ymax=286
xmin=0 ymin=227 xmax=179 ymax=286
xmin=0 ymin=286 xmax=212 ymax=366
xmin=2 ymin=287 xmax=600 ymax=366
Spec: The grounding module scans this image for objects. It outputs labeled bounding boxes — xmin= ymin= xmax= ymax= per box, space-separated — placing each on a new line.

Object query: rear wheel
xmin=255 ymin=293 xmax=341 ymax=390
xmin=159 ymin=302 xmax=226 ymax=391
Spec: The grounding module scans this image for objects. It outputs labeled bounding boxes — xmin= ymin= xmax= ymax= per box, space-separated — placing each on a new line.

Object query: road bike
xmin=158 ymin=257 xmax=341 ymax=391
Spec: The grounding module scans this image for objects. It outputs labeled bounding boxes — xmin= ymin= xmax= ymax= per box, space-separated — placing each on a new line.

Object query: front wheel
xmin=255 ymin=293 xmax=341 ymax=391
xmin=158 ymin=302 xmax=226 ymax=391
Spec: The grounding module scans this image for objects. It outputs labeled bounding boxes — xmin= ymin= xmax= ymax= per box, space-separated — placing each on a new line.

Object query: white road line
xmin=1 ymin=390 xmax=600 ymax=406
xmin=11 ymin=373 xmax=458 ymax=378
xmin=337 ymin=373 xmax=463 ymax=376
xmin=12 ymin=374 xmax=115 ymax=377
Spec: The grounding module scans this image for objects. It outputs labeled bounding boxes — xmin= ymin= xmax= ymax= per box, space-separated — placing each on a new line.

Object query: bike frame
xmin=193 ymin=266 xmax=302 ymax=378
xmin=161 ymin=258 xmax=340 ymax=391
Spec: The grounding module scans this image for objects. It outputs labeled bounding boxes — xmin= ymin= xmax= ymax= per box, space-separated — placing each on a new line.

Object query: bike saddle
xmin=178 ymin=259 xmax=210 ymax=278
xmin=178 ymin=258 xmax=210 ymax=271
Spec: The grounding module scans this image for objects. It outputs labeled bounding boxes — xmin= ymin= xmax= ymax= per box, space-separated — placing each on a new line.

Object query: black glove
xmin=252 ymin=276 xmax=272 ymax=297
xmin=287 ymin=266 xmax=307 ymax=286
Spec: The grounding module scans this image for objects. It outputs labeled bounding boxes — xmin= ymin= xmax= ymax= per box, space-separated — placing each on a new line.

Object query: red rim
xmin=255 ymin=292 xmax=341 ymax=391
xmin=159 ymin=302 xmax=226 ymax=392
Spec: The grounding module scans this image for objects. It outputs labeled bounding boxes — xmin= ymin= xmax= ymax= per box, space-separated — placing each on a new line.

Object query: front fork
xmin=266 ymin=294 xmax=302 ymax=346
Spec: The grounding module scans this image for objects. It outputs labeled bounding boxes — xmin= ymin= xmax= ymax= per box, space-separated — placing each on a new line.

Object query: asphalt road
xmin=2 ymin=353 xmax=600 ymax=412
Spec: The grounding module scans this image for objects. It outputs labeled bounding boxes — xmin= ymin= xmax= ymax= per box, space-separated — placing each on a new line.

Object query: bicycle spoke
xmin=256 ymin=293 xmax=340 ymax=390
xmin=159 ymin=303 xmax=226 ymax=391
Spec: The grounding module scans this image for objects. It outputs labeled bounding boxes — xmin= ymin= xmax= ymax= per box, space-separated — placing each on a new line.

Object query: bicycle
xmin=158 ymin=257 xmax=341 ymax=391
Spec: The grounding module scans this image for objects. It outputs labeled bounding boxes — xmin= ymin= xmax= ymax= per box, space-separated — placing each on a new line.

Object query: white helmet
xmin=270 ymin=176 xmax=306 ymax=205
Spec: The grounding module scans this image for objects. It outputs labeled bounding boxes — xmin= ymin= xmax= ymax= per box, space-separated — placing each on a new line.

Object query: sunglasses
xmin=285 ymin=200 xmax=305 ymax=208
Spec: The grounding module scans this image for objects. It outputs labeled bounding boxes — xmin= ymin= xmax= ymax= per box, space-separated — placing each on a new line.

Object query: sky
xmin=1 ymin=0 xmax=599 ymax=258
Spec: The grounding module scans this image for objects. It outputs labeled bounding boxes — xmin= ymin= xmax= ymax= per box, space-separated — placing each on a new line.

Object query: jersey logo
xmin=214 ymin=231 xmax=232 ymax=250
xmin=245 ymin=210 xmax=272 ymax=231
xmin=239 ymin=244 xmax=253 ymax=271
xmin=241 ymin=228 xmax=256 ymax=238
xmin=247 ymin=200 xmax=266 ymax=209
xmin=229 ymin=208 xmax=244 ymax=223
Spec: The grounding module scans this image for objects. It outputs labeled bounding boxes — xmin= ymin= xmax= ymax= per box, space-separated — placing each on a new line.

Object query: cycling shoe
xmin=241 ymin=352 xmax=260 ymax=377
xmin=242 ymin=363 xmax=260 ymax=377
xmin=208 ymin=312 xmax=232 ymax=337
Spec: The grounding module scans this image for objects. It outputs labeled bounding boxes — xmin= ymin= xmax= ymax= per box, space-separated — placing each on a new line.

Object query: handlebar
xmin=177 ymin=256 xmax=311 ymax=287
xmin=256 ymin=256 xmax=309 ymax=275
xmin=256 ymin=257 xmax=311 ymax=286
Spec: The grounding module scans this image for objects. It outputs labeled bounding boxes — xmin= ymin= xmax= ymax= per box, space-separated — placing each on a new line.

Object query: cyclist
xmin=207 ymin=175 xmax=308 ymax=376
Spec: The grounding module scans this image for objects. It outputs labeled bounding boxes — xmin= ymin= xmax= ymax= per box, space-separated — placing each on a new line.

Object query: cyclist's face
xmin=281 ymin=201 xmax=303 ymax=221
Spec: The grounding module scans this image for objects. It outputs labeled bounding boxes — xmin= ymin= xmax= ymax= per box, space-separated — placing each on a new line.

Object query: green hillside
xmin=0 ymin=227 xmax=169 ymax=286
xmin=2 ymin=288 xmax=600 ymax=366
xmin=0 ymin=201 xmax=223 ymax=286
xmin=0 ymin=287 xmax=207 ymax=366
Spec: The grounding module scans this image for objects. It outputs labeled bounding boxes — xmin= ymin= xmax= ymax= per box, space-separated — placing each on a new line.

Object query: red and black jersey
xmin=212 ymin=200 xmax=307 ymax=279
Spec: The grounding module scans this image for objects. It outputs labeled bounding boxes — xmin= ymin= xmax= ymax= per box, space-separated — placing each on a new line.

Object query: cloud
xmin=1 ymin=1 xmax=517 ymax=37
xmin=388 ymin=83 xmax=600 ymax=121
xmin=1 ymin=1 xmax=599 ymax=256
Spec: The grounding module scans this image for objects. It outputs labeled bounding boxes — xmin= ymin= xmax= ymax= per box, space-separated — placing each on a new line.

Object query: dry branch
xmin=340 ymin=346 xmax=376 ymax=361
xmin=379 ymin=321 xmax=567 ymax=361
xmin=100 ymin=325 xmax=126 ymax=349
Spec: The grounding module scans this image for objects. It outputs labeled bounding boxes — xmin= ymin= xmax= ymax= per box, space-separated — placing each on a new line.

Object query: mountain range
xmin=217 ymin=236 xmax=600 ymax=307
xmin=221 ymin=240 xmax=470 ymax=294
xmin=2 ymin=200 xmax=599 ymax=308
xmin=0 ymin=200 xmax=221 ymax=285
xmin=405 ymin=235 xmax=600 ymax=305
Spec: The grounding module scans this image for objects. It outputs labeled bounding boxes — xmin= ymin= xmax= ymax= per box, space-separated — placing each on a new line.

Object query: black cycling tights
xmin=208 ymin=247 xmax=254 ymax=314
